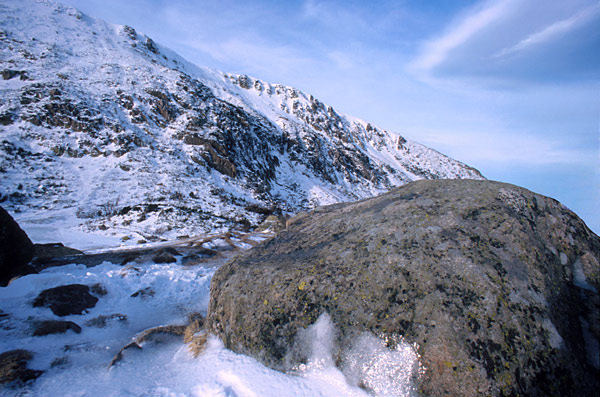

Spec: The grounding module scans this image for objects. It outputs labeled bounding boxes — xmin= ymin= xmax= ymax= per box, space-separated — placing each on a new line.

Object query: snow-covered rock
xmin=0 ymin=0 xmax=483 ymax=246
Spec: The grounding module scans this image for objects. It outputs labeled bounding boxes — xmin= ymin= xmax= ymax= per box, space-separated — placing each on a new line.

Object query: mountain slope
xmin=0 ymin=0 xmax=483 ymax=246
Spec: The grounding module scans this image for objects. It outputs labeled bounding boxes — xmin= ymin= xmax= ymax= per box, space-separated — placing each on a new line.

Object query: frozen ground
xmin=0 ymin=232 xmax=420 ymax=396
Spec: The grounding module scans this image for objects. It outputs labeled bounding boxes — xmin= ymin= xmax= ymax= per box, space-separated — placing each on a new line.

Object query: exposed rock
xmin=130 ymin=287 xmax=155 ymax=299
xmin=32 ymin=320 xmax=81 ymax=336
xmin=255 ymin=214 xmax=287 ymax=232
xmin=85 ymin=313 xmax=127 ymax=328
xmin=0 ymin=349 xmax=42 ymax=386
xmin=33 ymin=243 xmax=82 ymax=260
xmin=1 ymin=69 xmax=27 ymax=80
xmin=207 ymin=179 xmax=600 ymax=396
xmin=0 ymin=206 xmax=35 ymax=286
xmin=152 ymin=251 xmax=177 ymax=264
xmin=182 ymin=247 xmax=219 ymax=266
xmin=90 ymin=283 xmax=108 ymax=297
xmin=32 ymin=284 xmax=99 ymax=316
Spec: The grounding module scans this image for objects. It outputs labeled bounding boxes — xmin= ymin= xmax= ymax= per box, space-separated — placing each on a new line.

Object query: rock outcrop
xmin=0 ymin=206 xmax=35 ymax=286
xmin=207 ymin=179 xmax=600 ymax=396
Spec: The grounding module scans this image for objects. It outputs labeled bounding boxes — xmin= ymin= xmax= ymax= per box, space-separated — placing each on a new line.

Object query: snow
xmin=1 ymin=0 xmax=483 ymax=246
xmin=0 ymin=232 xmax=421 ymax=396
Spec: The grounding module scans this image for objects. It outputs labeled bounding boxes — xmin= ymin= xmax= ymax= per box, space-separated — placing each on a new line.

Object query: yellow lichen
xmin=298 ymin=281 xmax=306 ymax=291
xmin=443 ymin=360 xmax=454 ymax=369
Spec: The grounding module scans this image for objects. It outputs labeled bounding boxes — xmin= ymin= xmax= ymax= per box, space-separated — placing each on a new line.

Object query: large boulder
xmin=0 ymin=206 xmax=35 ymax=286
xmin=207 ymin=179 xmax=599 ymax=396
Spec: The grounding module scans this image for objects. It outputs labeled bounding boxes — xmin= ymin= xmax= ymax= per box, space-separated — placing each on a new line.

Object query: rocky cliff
xmin=208 ymin=179 xmax=600 ymax=396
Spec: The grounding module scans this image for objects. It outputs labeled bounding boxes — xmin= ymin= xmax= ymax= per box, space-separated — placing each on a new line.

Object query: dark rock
xmin=32 ymin=284 xmax=99 ymax=316
xmin=161 ymin=247 xmax=181 ymax=256
xmin=0 ymin=112 xmax=14 ymax=125
xmin=145 ymin=37 xmax=159 ymax=54
xmin=1 ymin=69 xmax=27 ymax=80
xmin=0 ymin=206 xmax=35 ymax=286
xmin=207 ymin=179 xmax=600 ymax=396
xmin=32 ymin=320 xmax=81 ymax=336
xmin=181 ymin=247 xmax=219 ymax=266
xmin=33 ymin=243 xmax=82 ymax=260
xmin=0 ymin=349 xmax=42 ymax=386
xmin=152 ymin=251 xmax=177 ymax=264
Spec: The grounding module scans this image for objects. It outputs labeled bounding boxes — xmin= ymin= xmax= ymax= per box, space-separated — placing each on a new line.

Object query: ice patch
xmin=560 ymin=252 xmax=568 ymax=265
xmin=542 ymin=319 xmax=564 ymax=349
xmin=292 ymin=313 xmax=421 ymax=396
xmin=573 ymin=258 xmax=597 ymax=292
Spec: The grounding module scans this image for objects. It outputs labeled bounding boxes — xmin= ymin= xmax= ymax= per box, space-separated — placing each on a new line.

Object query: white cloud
xmin=494 ymin=2 xmax=600 ymax=58
xmin=408 ymin=0 xmax=514 ymax=73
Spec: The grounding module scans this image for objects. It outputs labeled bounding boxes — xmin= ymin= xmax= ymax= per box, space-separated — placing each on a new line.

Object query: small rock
xmin=85 ymin=313 xmax=127 ymax=328
xmin=131 ymin=287 xmax=154 ymax=298
xmin=90 ymin=283 xmax=107 ymax=297
xmin=0 ymin=349 xmax=43 ymax=386
xmin=152 ymin=251 xmax=176 ymax=264
xmin=162 ymin=247 xmax=181 ymax=256
xmin=32 ymin=320 xmax=81 ymax=336
xmin=32 ymin=284 xmax=98 ymax=316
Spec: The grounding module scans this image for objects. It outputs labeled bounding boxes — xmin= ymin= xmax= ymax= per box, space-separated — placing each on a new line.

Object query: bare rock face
xmin=0 ymin=206 xmax=35 ymax=286
xmin=207 ymin=179 xmax=600 ymax=396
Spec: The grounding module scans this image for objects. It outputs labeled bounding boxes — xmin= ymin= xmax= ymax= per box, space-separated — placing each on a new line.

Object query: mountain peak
xmin=0 ymin=0 xmax=483 ymax=247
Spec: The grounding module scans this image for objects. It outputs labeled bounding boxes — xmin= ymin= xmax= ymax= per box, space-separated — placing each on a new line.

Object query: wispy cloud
xmin=494 ymin=2 xmax=600 ymax=58
xmin=408 ymin=0 xmax=514 ymax=73
xmin=416 ymin=127 xmax=597 ymax=166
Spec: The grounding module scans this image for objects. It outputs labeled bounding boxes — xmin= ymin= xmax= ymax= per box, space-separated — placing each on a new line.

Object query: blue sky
xmin=63 ymin=0 xmax=600 ymax=233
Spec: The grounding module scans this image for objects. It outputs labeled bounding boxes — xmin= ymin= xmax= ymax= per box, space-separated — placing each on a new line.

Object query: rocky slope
xmin=208 ymin=179 xmax=600 ymax=396
xmin=0 ymin=0 xmax=482 ymax=244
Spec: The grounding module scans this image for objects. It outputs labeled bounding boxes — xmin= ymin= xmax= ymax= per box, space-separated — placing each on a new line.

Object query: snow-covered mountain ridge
xmin=0 ymin=0 xmax=483 ymax=247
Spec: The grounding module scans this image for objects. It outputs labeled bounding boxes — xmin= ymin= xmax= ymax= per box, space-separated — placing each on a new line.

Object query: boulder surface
xmin=0 ymin=206 xmax=35 ymax=286
xmin=207 ymin=179 xmax=600 ymax=396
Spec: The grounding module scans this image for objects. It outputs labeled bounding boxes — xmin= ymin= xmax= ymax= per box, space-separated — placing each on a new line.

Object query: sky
xmin=61 ymin=0 xmax=600 ymax=234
